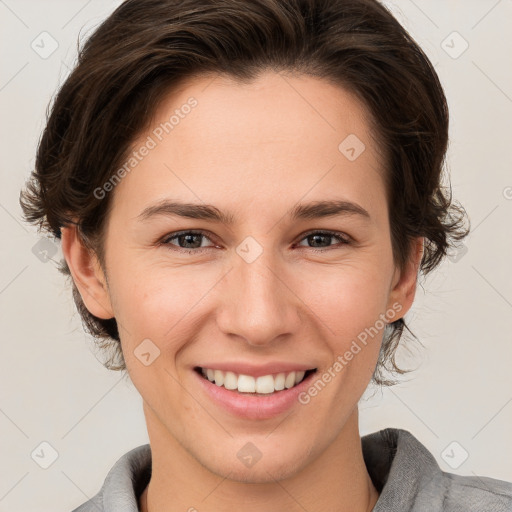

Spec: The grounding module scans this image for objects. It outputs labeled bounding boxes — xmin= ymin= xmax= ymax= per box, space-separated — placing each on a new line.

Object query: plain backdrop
xmin=1 ymin=1 xmax=511 ymax=511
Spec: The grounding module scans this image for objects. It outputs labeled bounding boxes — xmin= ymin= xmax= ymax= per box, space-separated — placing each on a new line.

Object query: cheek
xmin=299 ymin=259 xmax=393 ymax=332
xmin=299 ymin=259 xmax=394 ymax=387
xmin=107 ymin=261 xmax=218 ymax=356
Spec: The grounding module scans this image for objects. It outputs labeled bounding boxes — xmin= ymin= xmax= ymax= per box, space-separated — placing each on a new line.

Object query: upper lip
xmin=194 ymin=362 xmax=317 ymax=378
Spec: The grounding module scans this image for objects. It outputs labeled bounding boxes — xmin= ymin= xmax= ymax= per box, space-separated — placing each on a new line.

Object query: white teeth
xmin=274 ymin=373 xmax=286 ymax=391
xmin=295 ymin=370 xmax=305 ymax=384
xmin=238 ymin=374 xmax=256 ymax=393
xmin=214 ymin=369 xmax=224 ymax=386
xmin=199 ymin=367 xmax=311 ymax=394
xmin=255 ymin=375 xmax=275 ymax=394
xmin=223 ymin=371 xmax=238 ymax=390
xmin=284 ymin=371 xmax=296 ymax=389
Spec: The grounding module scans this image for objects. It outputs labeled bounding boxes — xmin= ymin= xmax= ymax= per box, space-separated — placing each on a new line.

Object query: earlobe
xmin=388 ymin=236 xmax=424 ymax=316
xmin=60 ymin=226 xmax=114 ymax=320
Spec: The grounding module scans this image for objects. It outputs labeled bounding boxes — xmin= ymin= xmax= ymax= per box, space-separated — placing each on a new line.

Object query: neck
xmin=139 ymin=405 xmax=378 ymax=512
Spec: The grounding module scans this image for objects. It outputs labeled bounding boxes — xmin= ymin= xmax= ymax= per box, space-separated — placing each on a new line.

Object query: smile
xmin=195 ymin=367 xmax=317 ymax=395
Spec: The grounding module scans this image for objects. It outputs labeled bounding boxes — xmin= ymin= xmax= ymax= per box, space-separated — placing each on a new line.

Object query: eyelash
xmin=159 ymin=229 xmax=352 ymax=254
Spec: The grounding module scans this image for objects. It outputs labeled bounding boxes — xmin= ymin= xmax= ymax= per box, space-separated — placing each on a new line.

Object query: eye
xmin=160 ymin=229 xmax=352 ymax=255
xmin=160 ymin=230 xmax=216 ymax=254
xmin=295 ymin=230 xmax=352 ymax=252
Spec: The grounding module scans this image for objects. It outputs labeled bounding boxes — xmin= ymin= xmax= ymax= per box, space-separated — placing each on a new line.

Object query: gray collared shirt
xmin=71 ymin=428 xmax=512 ymax=511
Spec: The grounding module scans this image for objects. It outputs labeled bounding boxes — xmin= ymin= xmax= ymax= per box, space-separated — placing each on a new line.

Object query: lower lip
xmin=193 ymin=369 xmax=317 ymax=420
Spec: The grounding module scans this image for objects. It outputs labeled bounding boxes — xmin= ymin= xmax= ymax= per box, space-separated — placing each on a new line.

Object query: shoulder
xmin=437 ymin=471 xmax=512 ymax=512
xmin=70 ymin=444 xmax=152 ymax=512
xmin=362 ymin=428 xmax=512 ymax=512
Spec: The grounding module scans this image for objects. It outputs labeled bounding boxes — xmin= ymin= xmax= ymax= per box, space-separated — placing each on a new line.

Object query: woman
xmin=20 ymin=0 xmax=512 ymax=511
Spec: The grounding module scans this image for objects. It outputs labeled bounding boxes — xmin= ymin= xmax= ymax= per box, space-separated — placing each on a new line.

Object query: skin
xmin=62 ymin=71 xmax=424 ymax=512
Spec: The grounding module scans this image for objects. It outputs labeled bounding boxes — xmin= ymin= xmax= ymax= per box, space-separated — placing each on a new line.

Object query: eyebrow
xmin=137 ymin=199 xmax=371 ymax=224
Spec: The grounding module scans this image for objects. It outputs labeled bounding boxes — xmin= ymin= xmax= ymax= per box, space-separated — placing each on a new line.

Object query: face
xmin=68 ymin=71 xmax=420 ymax=483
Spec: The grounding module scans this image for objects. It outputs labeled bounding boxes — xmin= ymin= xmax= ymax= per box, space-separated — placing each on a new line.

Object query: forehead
xmin=110 ymin=71 xmax=386 ymax=224
xmin=153 ymin=71 xmax=376 ymax=156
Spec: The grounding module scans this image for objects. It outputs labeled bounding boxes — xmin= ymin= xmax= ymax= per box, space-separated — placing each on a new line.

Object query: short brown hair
xmin=20 ymin=0 xmax=469 ymax=385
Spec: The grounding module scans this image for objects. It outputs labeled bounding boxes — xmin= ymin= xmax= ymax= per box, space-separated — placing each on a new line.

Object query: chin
xmin=195 ymin=439 xmax=311 ymax=484
xmin=212 ymin=457 xmax=305 ymax=484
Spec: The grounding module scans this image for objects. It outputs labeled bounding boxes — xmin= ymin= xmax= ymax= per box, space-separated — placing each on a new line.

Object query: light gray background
xmin=1 ymin=1 xmax=511 ymax=511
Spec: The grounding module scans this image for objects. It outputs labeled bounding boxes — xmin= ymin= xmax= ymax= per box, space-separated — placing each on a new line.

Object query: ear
xmin=386 ymin=236 xmax=424 ymax=317
xmin=61 ymin=225 xmax=114 ymax=320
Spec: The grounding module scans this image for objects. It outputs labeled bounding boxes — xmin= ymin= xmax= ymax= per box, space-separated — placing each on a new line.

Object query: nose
xmin=216 ymin=248 xmax=301 ymax=347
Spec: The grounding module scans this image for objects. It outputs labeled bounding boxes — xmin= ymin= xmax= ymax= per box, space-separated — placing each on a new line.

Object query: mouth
xmin=194 ymin=366 xmax=317 ymax=396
